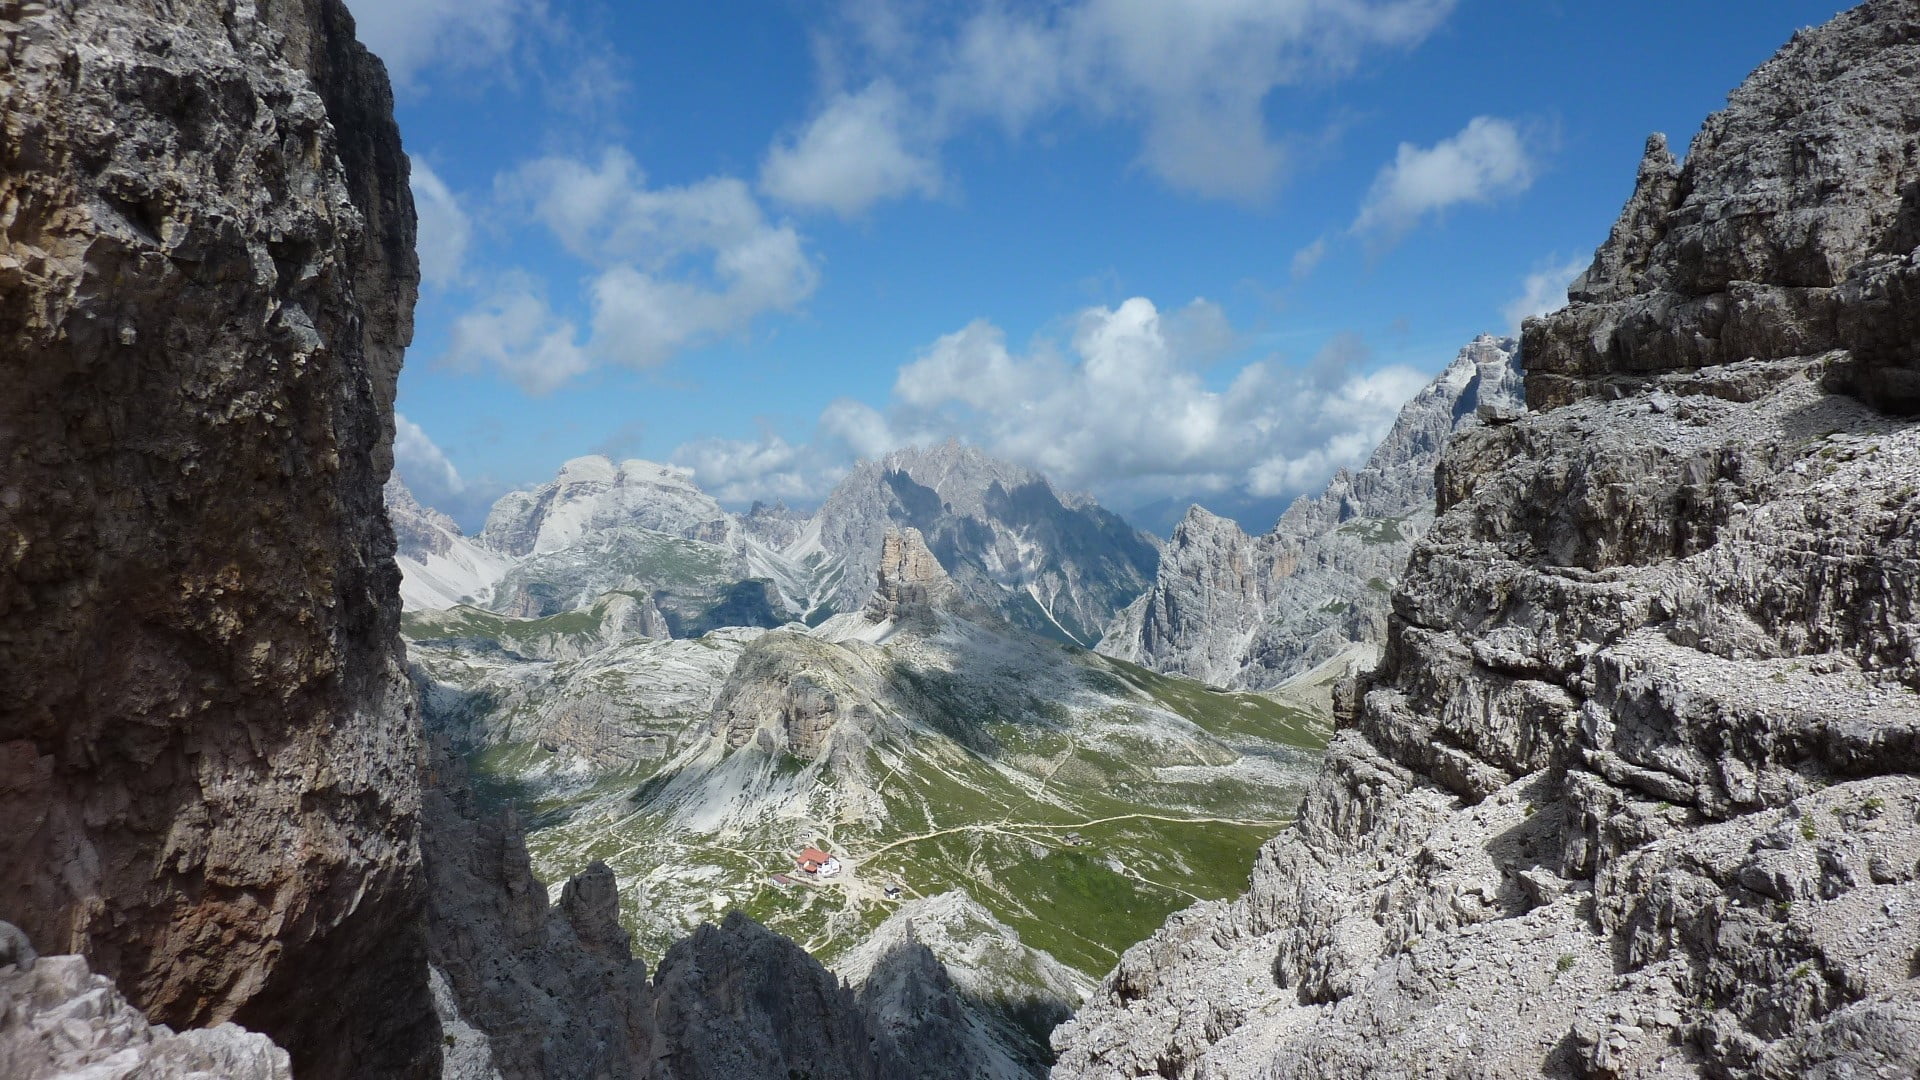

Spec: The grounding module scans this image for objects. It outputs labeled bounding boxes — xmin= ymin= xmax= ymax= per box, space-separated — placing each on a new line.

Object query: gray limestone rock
xmin=1053 ymin=4 xmax=1920 ymax=1077
xmin=0 ymin=951 xmax=291 ymax=1080
xmin=0 ymin=922 xmax=34 ymax=974
xmin=1524 ymin=1 xmax=1920 ymax=414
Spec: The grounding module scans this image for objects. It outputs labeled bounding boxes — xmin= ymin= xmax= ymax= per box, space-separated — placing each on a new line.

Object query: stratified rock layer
xmin=1101 ymin=335 xmax=1522 ymax=689
xmin=0 ymin=1 xmax=432 ymax=1076
xmin=1525 ymin=4 xmax=1920 ymax=415
xmin=1054 ymin=4 xmax=1920 ymax=1077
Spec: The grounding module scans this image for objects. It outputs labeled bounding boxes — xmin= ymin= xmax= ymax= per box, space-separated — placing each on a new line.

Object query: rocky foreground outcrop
xmin=1101 ymin=335 xmax=1521 ymax=690
xmin=0 ymin=0 xmax=434 ymax=1075
xmin=1054 ymin=4 xmax=1920 ymax=1077
xmin=0 ymin=934 xmax=291 ymax=1080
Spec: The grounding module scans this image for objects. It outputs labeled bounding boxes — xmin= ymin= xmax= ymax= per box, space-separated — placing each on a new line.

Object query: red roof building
xmin=794 ymin=846 xmax=843 ymax=877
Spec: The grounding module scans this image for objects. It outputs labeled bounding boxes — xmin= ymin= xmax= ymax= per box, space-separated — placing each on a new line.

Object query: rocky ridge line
xmin=1100 ymin=334 xmax=1521 ymax=690
xmin=813 ymin=441 xmax=1161 ymax=645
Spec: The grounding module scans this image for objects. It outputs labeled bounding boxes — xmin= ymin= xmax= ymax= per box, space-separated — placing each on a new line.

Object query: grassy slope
xmin=437 ymin=613 xmax=1333 ymax=980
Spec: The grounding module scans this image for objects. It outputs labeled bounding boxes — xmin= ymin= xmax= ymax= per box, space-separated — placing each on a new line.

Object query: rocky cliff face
xmin=0 ymin=5 xmax=988 ymax=1080
xmin=1526 ymin=4 xmax=1920 ymax=417
xmin=814 ymin=441 xmax=1160 ymax=645
xmin=422 ymin=750 xmax=657 ymax=1080
xmin=1101 ymin=335 xmax=1522 ymax=690
xmin=1053 ymin=5 xmax=1920 ymax=1077
xmin=0 ymin=0 xmax=435 ymax=1075
xmin=867 ymin=526 xmax=960 ymax=621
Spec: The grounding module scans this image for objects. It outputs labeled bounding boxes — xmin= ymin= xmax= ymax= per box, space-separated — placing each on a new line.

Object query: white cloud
xmin=781 ymin=0 xmax=1458 ymax=208
xmin=410 ymin=159 xmax=471 ymax=289
xmin=761 ymin=81 xmax=943 ymax=217
xmin=1502 ymin=255 xmax=1586 ymax=333
xmin=673 ymin=296 xmax=1432 ymax=509
xmin=1353 ymin=115 xmax=1536 ymax=237
xmin=669 ymin=400 xmax=920 ymax=505
xmin=443 ymin=150 xmax=820 ymax=389
xmin=672 ymin=432 xmax=825 ymax=505
xmin=444 ymin=288 xmax=592 ymax=394
xmin=394 ymin=412 xmax=465 ymax=503
xmin=346 ymin=0 xmax=527 ymax=84
xmin=1291 ymin=235 xmax=1329 ymax=280
xmin=393 ymin=413 xmax=508 ymax=529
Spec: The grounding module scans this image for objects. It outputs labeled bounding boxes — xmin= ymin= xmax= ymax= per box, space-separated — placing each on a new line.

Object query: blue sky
xmin=352 ymin=0 xmax=1852 ymax=532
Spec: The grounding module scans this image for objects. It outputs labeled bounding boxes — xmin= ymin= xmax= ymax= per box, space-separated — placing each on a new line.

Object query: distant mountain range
xmin=388 ymin=439 xmax=1160 ymax=647
xmin=391 ymin=336 xmax=1522 ymax=691
xmin=387 ymin=331 xmax=1525 ymax=1075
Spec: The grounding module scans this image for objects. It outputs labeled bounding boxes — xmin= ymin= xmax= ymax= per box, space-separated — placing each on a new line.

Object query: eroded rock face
xmin=1101 ymin=335 xmax=1522 ymax=689
xmin=1524 ymin=3 xmax=1920 ymax=413
xmin=1053 ymin=4 xmax=1920 ymax=1077
xmin=0 ymin=0 xmax=432 ymax=1075
xmin=867 ymin=526 xmax=959 ymax=620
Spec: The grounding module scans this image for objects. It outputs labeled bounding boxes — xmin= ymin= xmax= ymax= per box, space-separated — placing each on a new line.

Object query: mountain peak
xmin=553 ymin=455 xmax=619 ymax=485
xmin=482 ymin=453 xmax=733 ymax=557
xmin=866 ymin=526 xmax=957 ymax=621
xmin=815 ymin=443 xmax=1157 ymax=645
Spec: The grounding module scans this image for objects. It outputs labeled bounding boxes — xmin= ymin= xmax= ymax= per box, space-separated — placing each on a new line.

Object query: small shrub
xmin=1556 ymin=954 xmax=1576 ymax=974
